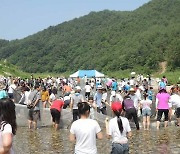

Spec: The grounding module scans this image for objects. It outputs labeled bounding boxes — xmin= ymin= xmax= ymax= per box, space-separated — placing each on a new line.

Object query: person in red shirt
xmin=50 ymin=96 xmax=64 ymax=131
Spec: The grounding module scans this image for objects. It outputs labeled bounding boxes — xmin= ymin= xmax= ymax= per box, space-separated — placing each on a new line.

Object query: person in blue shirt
xmin=94 ymin=85 xmax=107 ymax=115
xmin=148 ymin=87 xmax=154 ymax=101
xmin=148 ymin=87 xmax=156 ymax=117
xmin=159 ymin=78 xmax=166 ymax=90
xmin=95 ymin=79 xmax=101 ymax=89
xmin=0 ymin=82 xmax=8 ymax=99
xmin=112 ymin=79 xmax=118 ymax=91
xmin=124 ymin=82 xmax=131 ymax=94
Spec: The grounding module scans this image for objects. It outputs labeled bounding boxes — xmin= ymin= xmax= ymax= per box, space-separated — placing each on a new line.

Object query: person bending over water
xmin=50 ymin=96 xmax=64 ymax=131
xmin=105 ymin=102 xmax=132 ymax=154
xmin=122 ymin=95 xmax=140 ymax=130
xmin=70 ymin=102 xmax=103 ymax=154
xmin=0 ymin=98 xmax=17 ymax=154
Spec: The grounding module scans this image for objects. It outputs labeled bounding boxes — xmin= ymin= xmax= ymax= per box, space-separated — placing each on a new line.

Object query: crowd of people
xmin=0 ymin=74 xmax=180 ymax=153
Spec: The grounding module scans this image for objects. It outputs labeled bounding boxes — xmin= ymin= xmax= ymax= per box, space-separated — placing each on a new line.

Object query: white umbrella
xmin=131 ymin=72 xmax=136 ymax=75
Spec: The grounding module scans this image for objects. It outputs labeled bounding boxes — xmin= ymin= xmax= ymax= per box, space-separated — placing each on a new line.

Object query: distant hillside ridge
xmin=0 ymin=0 xmax=179 ymax=73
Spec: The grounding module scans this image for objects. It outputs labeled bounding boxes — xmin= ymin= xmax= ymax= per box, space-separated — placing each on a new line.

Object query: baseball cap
xmin=111 ymin=102 xmax=122 ymax=111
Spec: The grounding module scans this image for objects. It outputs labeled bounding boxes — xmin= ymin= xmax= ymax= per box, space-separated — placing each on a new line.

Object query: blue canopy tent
xmin=69 ymin=70 xmax=105 ymax=78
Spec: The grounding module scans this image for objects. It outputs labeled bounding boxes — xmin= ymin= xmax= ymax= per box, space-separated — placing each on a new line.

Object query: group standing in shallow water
xmin=0 ymin=74 xmax=180 ymax=154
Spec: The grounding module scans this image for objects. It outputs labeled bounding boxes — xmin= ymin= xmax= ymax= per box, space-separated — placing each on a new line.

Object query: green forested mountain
xmin=0 ymin=0 xmax=179 ymax=74
xmin=0 ymin=39 xmax=9 ymax=48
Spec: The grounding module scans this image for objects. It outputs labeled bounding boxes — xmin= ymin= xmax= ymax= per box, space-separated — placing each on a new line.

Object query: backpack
xmin=123 ymin=98 xmax=134 ymax=110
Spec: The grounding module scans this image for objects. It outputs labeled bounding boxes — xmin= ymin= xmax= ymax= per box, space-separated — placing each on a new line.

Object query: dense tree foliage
xmin=0 ymin=39 xmax=9 ymax=48
xmin=0 ymin=0 xmax=179 ymax=74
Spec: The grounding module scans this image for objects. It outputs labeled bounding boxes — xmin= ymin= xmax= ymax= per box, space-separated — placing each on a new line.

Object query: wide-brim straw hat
xmin=129 ymin=88 xmax=135 ymax=92
xmin=97 ymin=85 xmax=103 ymax=90
xmin=75 ymin=86 xmax=81 ymax=91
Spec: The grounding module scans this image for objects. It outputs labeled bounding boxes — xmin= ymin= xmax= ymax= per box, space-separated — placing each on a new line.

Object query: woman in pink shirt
xmin=156 ymin=88 xmax=170 ymax=130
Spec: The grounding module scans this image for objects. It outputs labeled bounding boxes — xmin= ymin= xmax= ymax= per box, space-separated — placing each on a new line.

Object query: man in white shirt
xmin=129 ymin=88 xmax=141 ymax=109
xmin=110 ymin=91 xmax=123 ymax=106
xmin=135 ymin=85 xmax=143 ymax=101
xmin=169 ymin=88 xmax=180 ymax=126
xmin=8 ymin=80 xmax=17 ymax=101
xmin=129 ymin=77 xmax=135 ymax=87
xmin=129 ymin=88 xmax=141 ymax=117
xmin=84 ymin=82 xmax=91 ymax=99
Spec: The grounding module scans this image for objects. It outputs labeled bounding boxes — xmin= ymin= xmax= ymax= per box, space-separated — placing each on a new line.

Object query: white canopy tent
xmin=69 ymin=71 xmax=79 ymax=78
xmin=69 ymin=70 xmax=105 ymax=78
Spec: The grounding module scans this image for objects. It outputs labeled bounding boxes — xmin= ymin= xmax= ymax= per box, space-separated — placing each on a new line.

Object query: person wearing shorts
xmin=28 ymin=109 xmax=40 ymax=124
xmin=140 ymin=93 xmax=152 ymax=130
xmin=28 ymin=85 xmax=41 ymax=130
xmin=50 ymin=97 xmax=64 ymax=130
xmin=156 ymin=88 xmax=170 ymax=130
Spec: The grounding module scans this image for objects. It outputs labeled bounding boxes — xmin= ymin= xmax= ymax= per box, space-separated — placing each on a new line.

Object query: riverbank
xmin=1 ymin=61 xmax=180 ymax=85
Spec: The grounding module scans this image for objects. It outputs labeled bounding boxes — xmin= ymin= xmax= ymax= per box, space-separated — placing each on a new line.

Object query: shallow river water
xmin=13 ymin=125 xmax=180 ymax=154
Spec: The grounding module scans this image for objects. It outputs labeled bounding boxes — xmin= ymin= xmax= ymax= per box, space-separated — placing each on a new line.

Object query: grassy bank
xmin=0 ymin=61 xmax=29 ymax=78
xmin=156 ymin=70 xmax=180 ymax=85
xmin=1 ymin=60 xmax=179 ymax=85
xmin=0 ymin=61 xmax=71 ymax=79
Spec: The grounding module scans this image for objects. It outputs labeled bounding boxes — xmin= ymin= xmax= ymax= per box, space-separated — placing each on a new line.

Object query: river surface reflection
xmin=13 ymin=126 xmax=180 ymax=154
